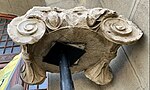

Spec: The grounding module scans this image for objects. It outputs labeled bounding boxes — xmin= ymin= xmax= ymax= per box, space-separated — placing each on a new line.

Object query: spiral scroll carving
xmin=17 ymin=19 xmax=38 ymax=35
xmin=7 ymin=17 xmax=46 ymax=44
xmin=101 ymin=17 xmax=143 ymax=44
xmin=7 ymin=6 xmax=143 ymax=85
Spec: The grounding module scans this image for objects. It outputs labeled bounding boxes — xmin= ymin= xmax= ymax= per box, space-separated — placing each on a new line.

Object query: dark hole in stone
xmin=77 ymin=13 xmax=82 ymax=15
xmin=43 ymin=42 xmax=86 ymax=66
xmin=108 ymin=31 xmax=111 ymax=33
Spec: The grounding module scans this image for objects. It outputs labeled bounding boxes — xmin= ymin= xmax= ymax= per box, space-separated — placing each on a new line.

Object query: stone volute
xmin=7 ymin=6 xmax=143 ymax=85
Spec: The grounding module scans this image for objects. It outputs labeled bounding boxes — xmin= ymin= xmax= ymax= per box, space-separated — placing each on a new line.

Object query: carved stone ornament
xmin=7 ymin=6 xmax=143 ymax=85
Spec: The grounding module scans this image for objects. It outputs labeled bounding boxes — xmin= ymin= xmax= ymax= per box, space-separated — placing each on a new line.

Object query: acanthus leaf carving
xmin=20 ymin=45 xmax=46 ymax=84
xmin=7 ymin=6 xmax=143 ymax=85
xmin=84 ymin=60 xmax=113 ymax=85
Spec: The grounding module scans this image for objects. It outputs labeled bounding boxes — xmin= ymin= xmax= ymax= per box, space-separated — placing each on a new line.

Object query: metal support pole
xmin=59 ymin=53 xmax=74 ymax=90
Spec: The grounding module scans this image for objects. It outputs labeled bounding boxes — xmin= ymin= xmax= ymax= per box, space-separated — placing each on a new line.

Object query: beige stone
xmin=0 ymin=0 xmax=46 ymax=15
xmin=123 ymin=0 xmax=149 ymax=89
xmin=7 ymin=17 xmax=46 ymax=44
xmin=0 ymin=0 xmax=12 ymax=14
xmin=99 ymin=0 xmax=135 ymax=18
xmin=7 ymin=6 xmax=143 ymax=85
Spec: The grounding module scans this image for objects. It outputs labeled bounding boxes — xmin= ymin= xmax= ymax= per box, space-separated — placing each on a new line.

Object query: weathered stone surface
xmin=7 ymin=17 xmax=46 ymax=44
xmin=0 ymin=0 xmax=46 ymax=15
xmin=123 ymin=0 xmax=149 ymax=89
xmin=8 ymin=0 xmax=29 ymax=15
xmin=48 ymin=48 xmax=145 ymax=90
xmin=7 ymin=6 xmax=143 ymax=85
xmin=99 ymin=0 xmax=135 ymax=18
xmin=100 ymin=17 xmax=143 ymax=44
xmin=46 ymin=0 xmax=78 ymax=9
xmin=100 ymin=48 xmax=144 ymax=90
xmin=26 ymin=0 xmax=46 ymax=8
xmin=45 ymin=0 xmax=102 ymax=9
xmin=0 ymin=0 xmax=12 ymax=14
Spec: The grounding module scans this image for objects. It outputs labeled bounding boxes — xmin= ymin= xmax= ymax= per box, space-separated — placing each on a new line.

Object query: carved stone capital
xmin=7 ymin=17 xmax=46 ymax=44
xmin=7 ymin=6 xmax=143 ymax=85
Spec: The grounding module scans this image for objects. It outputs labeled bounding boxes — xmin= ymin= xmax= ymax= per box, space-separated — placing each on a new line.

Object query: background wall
xmin=0 ymin=0 xmax=149 ymax=90
xmin=0 ymin=0 xmax=45 ymax=15
xmin=45 ymin=0 xmax=149 ymax=90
